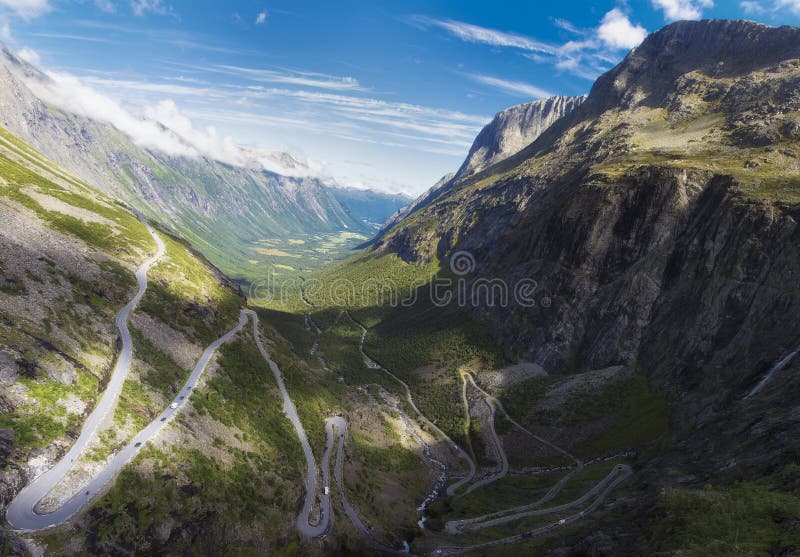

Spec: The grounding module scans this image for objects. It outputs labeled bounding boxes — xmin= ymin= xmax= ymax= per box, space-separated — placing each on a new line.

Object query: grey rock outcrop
xmin=453 ymin=95 xmax=585 ymax=181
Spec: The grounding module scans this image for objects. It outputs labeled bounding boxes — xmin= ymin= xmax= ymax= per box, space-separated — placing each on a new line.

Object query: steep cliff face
xmin=374 ymin=19 xmax=800 ymax=476
xmin=381 ymin=95 xmax=583 ymax=233
xmin=453 ymin=95 xmax=585 ymax=181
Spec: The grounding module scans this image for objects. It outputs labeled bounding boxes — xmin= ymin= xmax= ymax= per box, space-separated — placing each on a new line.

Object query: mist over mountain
xmin=0 ymin=46 xmax=390 ymax=282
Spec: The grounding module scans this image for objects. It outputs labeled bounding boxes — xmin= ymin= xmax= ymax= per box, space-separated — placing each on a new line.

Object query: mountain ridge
xmin=380 ymin=94 xmax=584 ymax=236
xmin=0 ymin=46 xmax=375 ymax=282
xmin=343 ymin=18 xmax=800 ymax=553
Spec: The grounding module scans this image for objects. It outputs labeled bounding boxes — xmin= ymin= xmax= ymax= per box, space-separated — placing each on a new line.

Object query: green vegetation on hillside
xmin=140 ymin=233 xmax=242 ymax=345
xmin=644 ymin=466 xmax=800 ymax=556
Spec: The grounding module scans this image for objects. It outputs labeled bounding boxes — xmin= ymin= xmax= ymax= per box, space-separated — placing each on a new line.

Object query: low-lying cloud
xmin=15 ymin=53 xmax=312 ymax=176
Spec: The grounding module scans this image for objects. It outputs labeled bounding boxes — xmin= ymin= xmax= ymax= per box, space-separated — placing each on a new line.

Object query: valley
xmin=1 ymin=13 xmax=800 ymax=557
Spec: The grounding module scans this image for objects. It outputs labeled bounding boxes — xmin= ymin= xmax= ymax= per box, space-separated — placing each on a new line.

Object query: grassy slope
xmin=0 ymin=126 xmax=318 ymax=554
xmin=642 ymin=464 xmax=800 ymax=556
xmin=0 ymin=127 xmax=155 ymax=453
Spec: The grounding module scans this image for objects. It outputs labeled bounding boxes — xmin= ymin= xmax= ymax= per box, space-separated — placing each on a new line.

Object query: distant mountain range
xmin=328 ymin=186 xmax=412 ymax=229
xmin=0 ymin=46 xmax=409 ymax=281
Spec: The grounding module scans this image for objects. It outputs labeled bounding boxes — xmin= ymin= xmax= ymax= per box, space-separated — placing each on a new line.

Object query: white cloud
xmin=94 ymin=0 xmax=116 ymax=12
xmin=255 ymin=10 xmax=267 ymax=24
xmin=7 ymin=48 xmax=485 ymax=183
xmin=144 ymin=100 xmax=246 ymax=166
xmin=22 ymin=69 xmax=198 ymax=157
xmin=463 ymin=73 xmax=552 ymax=99
xmin=741 ymin=0 xmax=800 ymax=13
xmin=775 ymin=0 xmax=800 ymax=12
xmin=597 ymin=8 xmax=648 ymax=50
xmin=412 ymin=11 xmax=646 ymax=82
xmin=31 ymin=32 xmax=114 ymax=43
xmin=10 ymin=56 xmax=250 ymax=166
xmin=17 ymin=46 xmax=39 ymax=64
xmin=740 ymin=0 xmax=765 ymax=12
xmin=651 ymin=0 xmax=713 ymax=21
xmin=553 ymin=18 xmax=582 ymax=35
xmin=410 ymin=16 xmax=556 ymax=54
xmin=0 ymin=0 xmax=50 ymax=20
xmin=130 ymin=0 xmax=167 ymax=16
xmin=0 ymin=15 xmax=11 ymax=42
xmin=210 ymin=64 xmax=364 ymax=91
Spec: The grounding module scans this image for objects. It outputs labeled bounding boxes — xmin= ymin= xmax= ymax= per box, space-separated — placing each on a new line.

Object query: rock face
xmin=376 ymin=19 xmax=800 ymax=493
xmin=380 ymin=95 xmax=583 ymax=233
xmin=453 ymin=95 xmax=585 ymax=181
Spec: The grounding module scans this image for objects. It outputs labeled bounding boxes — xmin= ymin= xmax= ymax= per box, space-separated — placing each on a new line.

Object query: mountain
xmin=319 ymin=19 xmax=800 ymax=554
xmin=328 ymin=186 xmax=412 ymax=229
xmin=452 ymin=95 xmax=585 ymax=181
xmin=0 ymin=46 xmax=370 ymax=282
xmin=5 ymin=17 xmax=800 ymax=557
xmin=0 ymin=124 xmax=304 ymax=552
xmin=380 ymin=95 xmax=584 ymax=234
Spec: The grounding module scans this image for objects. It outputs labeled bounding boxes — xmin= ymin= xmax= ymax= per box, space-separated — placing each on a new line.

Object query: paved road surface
xmin=248 ymin=310 xmax=331 ymax=538
xmin=6 ymin=225 xmax=167 ymax=530
xmin=458 ymin=398 xmax=509 ymax=497
xmin=434 ymin=465 xmax=633 ymax=556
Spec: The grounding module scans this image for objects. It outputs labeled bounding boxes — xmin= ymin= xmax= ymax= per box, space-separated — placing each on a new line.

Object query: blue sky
xmin=0 ymin=0 xmax=799 ymax=194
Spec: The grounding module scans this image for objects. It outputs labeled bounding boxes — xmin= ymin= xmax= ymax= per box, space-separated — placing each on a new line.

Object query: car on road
xmin=558 ymin=519 xmax=566 ymax=525
xmin=134 ymin=442 xmax=142 ymax=447
xmin=170 ymin=402 xmax=178 ymax=409
xmin=323 ymin=486 xmax=330 ymax=495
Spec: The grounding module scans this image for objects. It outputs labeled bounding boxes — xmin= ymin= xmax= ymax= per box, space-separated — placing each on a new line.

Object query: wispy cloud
xmin=776 ymin=0 xmax=800 ymax=11
xmin=462 ymin=73 xmax=553 ymax=99
xmin=158 ymin=38 xmax=258 ymax=56
xmin=0 ymin=0 xmax=50 ymax=20
xmin=411 ymin=10 xmax=648 ymax=82
xmin=30 ymin=31 xmax=115 ymax=43
xmin=208 ymin=64 xmax=365 ymax=91
xmin=0 ymin=15 xmax=11 ymax=42
xmin=81 ymin=76 xmax=220 ymax=97
xmin=94 ymin=0 xmax=115 ymax=12
xmin=741 ymin=0 xmax=800 ymax=13
xmin=410 ymin=15 xmax=556 ymax=54
xmin=651 ymin=0 xmax=714 ymax=21
xmin=130 ymin=0 xmax=169 ymax=17
xmin=6 ymin=47 xmax=487 ymax=184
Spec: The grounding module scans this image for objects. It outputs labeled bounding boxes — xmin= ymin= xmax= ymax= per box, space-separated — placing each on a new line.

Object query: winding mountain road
xmin=345 ymin=311 xmax=476 ymax=496
xmin=6 ymin=226 xmax=257 ymax=532
xmin=324 ymin=416 xmax=409 ymax=556
xmin=434 ymin=464 xmax=633 ymax=556
xmin=464 ymin=373 xmax=579 ymax=466
xmin=458 ymin=397 xmax=509 ymax=497
xmin=6 ymin=223 xmax=166 ymax=530
xmin=247 ymin=309 xmax=332 ymax=538
xmin=5 ymin=228 xmax=631 ymax=555
xmin=6 ymin=225 xmax=172 ymax=530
